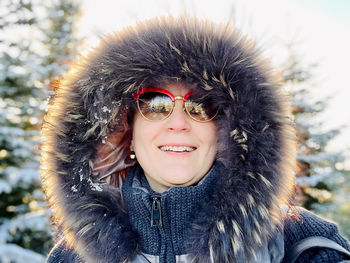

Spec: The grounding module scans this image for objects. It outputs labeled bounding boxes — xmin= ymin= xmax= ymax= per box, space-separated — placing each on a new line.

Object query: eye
xmin=185 ymin=94 xmax=218 ymax=121
xmin=186 ymin=100 xmax=207 ymax=116
xmin=143 ymin=94 xmax=172 ymax=113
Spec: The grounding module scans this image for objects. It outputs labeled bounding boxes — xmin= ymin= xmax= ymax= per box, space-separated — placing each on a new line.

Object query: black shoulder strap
xmin=284 ymin=236 xmax=350 ymax=263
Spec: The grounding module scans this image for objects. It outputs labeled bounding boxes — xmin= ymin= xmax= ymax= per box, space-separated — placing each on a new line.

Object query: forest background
xmin=0 ymin=0 xmax=349 ymax=261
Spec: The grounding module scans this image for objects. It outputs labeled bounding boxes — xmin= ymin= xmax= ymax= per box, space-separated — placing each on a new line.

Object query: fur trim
xmin=41 ymin=16 xmax=295 ymax=262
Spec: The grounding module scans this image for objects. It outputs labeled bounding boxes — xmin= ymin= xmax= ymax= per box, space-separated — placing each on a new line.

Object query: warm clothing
xmin=46 ymin=208 xmax=350 ymax=263
xmin=283 ymin=208 xmax=350 ymax=263
xmin=41 ymin=16 xmax=350 ymax=262
xmin=45 ymin=164 xmax=350 ymax=263
xmin=121 ymin=163 xmax=221 ymax=262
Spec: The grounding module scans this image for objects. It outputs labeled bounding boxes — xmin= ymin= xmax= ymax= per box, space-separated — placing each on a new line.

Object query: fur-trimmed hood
xmin=41 ymin=16 xmax=295 ymax=262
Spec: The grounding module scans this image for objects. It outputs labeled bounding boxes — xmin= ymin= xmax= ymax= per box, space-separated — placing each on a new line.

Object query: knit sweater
xmin=283 ymin=207 xmax=350 ymax=262
xmin=121 ymin=163 xmax=220 ymax=263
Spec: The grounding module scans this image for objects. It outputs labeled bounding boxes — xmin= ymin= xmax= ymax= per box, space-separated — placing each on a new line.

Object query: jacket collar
xmin=122 ymin=163 xmax=220 ymax=260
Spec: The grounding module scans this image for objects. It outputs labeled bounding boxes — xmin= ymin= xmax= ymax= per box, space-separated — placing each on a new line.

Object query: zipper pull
xmin=150 ymin=195 xmax=162 ymax=227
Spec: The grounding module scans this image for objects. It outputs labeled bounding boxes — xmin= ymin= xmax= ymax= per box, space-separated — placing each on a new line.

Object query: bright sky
xmin=78 ymin=0 xmax=350 ymax=155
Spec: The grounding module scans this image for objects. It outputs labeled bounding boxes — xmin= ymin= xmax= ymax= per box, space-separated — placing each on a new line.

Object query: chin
xmin=163 ymin=172 xmax=199 ymax=186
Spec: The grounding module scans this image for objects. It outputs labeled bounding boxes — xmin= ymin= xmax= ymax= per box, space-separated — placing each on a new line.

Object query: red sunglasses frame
xmin=134 ymin=88 xmax=216 ymax=122
xmin=134 ymin=88 xmax=193 ymax=102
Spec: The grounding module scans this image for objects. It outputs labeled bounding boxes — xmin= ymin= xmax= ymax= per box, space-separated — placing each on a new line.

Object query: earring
xmin=130 ymin=150 xmax=136 ymax=160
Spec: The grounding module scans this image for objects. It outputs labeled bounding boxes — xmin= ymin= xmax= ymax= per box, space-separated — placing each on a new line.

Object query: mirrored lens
xmin=185 ymin=95 xmax=217 ymax=122
xmin=137 ymin=92 xmax=173 ymax=120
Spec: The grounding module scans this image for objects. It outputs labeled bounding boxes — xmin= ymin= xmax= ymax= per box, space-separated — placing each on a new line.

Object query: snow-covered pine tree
xmin=0 ymin=0 xmax=80 ymax=261
xmin=280 ymin=41 xmax=350 ymax=238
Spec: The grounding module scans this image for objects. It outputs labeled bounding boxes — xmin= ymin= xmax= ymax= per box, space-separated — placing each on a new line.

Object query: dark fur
xmin=41 ymin=16 xmax=295 ymax=262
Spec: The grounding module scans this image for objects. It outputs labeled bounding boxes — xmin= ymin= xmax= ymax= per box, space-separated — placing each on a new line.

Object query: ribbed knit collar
xmin=121 ymin=162 xmax=220 ymax=263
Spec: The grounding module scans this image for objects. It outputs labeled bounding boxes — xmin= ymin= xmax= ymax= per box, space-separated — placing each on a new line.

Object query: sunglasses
xmin=134 ymin=88 xmax=218 ymax=122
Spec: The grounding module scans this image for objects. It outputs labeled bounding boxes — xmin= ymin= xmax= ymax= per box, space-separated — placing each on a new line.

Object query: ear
xmin=130 ymin=139 xmax=134 ymax=150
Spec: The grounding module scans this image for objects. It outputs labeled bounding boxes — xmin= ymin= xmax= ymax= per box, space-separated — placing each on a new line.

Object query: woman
xmin=41 ymin=16 xmax=350 ymax=262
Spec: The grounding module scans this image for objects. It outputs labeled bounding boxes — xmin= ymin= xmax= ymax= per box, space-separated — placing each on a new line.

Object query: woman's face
xmin=131 ymin=83 xmax=217 ymax=193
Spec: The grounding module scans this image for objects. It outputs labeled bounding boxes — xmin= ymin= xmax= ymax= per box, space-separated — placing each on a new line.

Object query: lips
xmin=159 ymin=145 xmax=196 ymax=152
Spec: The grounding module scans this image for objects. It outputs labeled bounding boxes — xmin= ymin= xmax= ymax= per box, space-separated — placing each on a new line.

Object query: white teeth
xmin=159 ymin=145 xmax=195 ymax=152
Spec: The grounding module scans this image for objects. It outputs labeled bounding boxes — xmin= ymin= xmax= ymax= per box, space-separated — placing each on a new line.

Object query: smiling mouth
xmin=159 ymin=145 xmax=196 ymax=152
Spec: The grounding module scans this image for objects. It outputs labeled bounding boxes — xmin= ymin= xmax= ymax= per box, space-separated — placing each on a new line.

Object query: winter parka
xmin=41 ymin=16 xmax=350 ymax=262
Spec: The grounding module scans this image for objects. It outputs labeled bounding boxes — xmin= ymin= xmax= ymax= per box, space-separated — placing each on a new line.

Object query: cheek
xmin=204 ymin=125 xmax=218 ymax=165
xmin=132 ymin=116 xmax=158 ymax=155
xmin=201 ymin=123 xmax=217 ymax=150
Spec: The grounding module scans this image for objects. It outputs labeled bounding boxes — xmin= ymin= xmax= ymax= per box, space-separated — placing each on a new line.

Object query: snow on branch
xmin=0 ymin=243 xmax=45 ymax=263
xmin=298 ymin=152 xmax=342 ymax=165
xmin=0 ymin=166 xmax=41 ymax=194
xmin=0 ymin=210 xmax=51 ymax=243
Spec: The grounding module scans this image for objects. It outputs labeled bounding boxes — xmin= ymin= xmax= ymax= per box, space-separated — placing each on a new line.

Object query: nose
xmin=165 ymin=100 xmax=191 ymax=131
